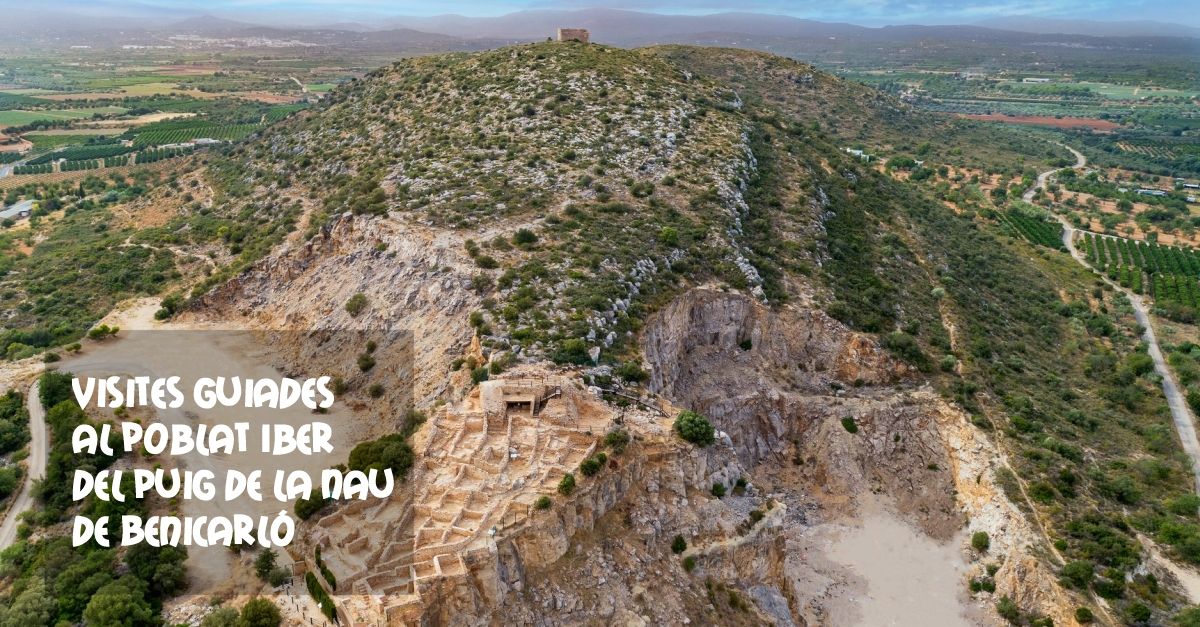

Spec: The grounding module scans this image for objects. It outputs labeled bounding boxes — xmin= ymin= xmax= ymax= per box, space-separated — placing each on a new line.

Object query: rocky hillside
xmin=179 ymin=42 xmax=1200 ymax=625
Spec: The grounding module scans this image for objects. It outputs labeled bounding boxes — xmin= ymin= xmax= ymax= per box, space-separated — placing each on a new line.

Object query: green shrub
xmin=682 ymin=555 xmax=697 ymax=572
xmin=347 ymin=433 xmax=415 ymax=478
xmin=840 ymin=417 xmax=858 ymax=434
xmin=304 ymin=572 xmax=336 ymax=621
xmin=512 ymin=228 xmax=538 ymax=246
xmin=1174 ymin=606 xmax=1200 ymax=626
xmin=557 ymin=473 xmax=575 ymax=496
xmin=1169 ymin=494 xmax=1200 ymax=517
xmin=580 ymin=456 xmax=602 ymax=477
xmin=603 ymin=429 xmax=630 ymax=453
xmin=996 ymin=596 xmax=1020 ymax=624
xmin=345 ymin=293 xmax=368 ymax=316
xmin=295 ymin=494 xmax=331 ymax=520
xmin=1060 ymin=560 xmax=1094 ymax=589
xmin=1126 ymin=604 xmax=1151 ymax=623
xmin=268 ymin=567 xmax=290 ymax=588
xmin=711 ymin=483 xmax=726 ymax=498
xmin=674 ymin=410 xmax=715 ymax=446
xmin=1074 ymin=607 xmax=1094 ymax=624
xmin=671 ymin=535 xmax=687 ymax=554
xmin=315 ymin=546 xmax=337 ymax=592
xmin=971 ymin=531 xmax=990 ymax=553
xmin=87 ymin=324 xmax=119 ymax=341
xmin=534 ymin=495 xmax=552 ymax=510
xmin=615 ymin=361 xmax=648 ymax=383
xmin=239 ymin=598 xmax=282 ymax=627
xmin=1093 ymin=574 xmax=1124 ymax=598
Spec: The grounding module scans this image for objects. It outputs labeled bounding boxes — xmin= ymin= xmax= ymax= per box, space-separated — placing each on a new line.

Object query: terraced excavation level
xmin=306 ymin=374 xmax=618 ymax=624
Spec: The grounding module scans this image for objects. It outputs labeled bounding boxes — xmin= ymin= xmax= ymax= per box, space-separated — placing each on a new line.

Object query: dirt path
xmin=1029 ymin=144 xmax=1200 ymax=494
xmin=0 ymin=381 xmax=46 ymax=550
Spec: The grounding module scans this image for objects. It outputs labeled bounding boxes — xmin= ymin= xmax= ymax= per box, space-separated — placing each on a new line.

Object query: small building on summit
xmin=556 ymin=28 xmax=589 ymax=43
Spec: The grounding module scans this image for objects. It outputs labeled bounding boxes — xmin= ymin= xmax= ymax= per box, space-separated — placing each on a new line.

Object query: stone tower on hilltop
xmin=556 ymin=28 xmax=590 ymax=43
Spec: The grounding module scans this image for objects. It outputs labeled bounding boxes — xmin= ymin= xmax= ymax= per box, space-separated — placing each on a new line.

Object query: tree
xmin=124 ymin=543 xmax=188 ymax=598
xmin=0 ymin=577 xmax=53 ymax=627
xmin=84 ymin=577 xmax=154 ymax=627
xmin=201 ymin=607 xmax=240 ymax=627
xmin=255 ymin=548 xmax=278 ymax=581
xmin=674 ymin=410 xmax=715 ymax=446
xmin=39 ymin=370 xmax=75 ymax=408
xmin=238 ymin=598 xmax=282 ymax=627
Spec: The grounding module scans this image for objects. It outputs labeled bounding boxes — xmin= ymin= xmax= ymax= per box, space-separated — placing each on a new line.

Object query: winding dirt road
xmin=0 ymin=381 xmax=46 ymax=549
xmin=1031 ymin=145 xmax=1200 ymax=493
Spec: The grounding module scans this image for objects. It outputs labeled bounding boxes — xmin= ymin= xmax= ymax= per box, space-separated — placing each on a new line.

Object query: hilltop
xmin=4 ymin=40 xmax=1200 ymax=626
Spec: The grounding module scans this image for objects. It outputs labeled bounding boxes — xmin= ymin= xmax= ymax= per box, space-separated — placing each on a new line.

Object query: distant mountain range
xmin=2 ymin=8 xmax=1196 ymax=52
xmin=6 ymin=7 xmax=1198 ymax=40
xmin=975 ymin=16 xmax=1200 ymax=38
xmin=374 ymin=9 xmax=1200 ymax=41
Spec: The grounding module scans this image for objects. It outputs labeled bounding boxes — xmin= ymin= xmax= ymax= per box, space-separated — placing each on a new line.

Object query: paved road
xmin=0 ymin=381 xmax=46 ymax=549
xmin=1033 ymin=145 xmax=1200 ymax=493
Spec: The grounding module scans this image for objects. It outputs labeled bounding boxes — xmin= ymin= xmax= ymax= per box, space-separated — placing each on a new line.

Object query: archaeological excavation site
xmin=6 ymin=17 xmax=1200 ymax=627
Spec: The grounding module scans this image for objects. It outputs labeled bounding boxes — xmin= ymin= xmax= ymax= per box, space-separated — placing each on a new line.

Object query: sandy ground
xmin=0 ymin=139 xmax=31 ymax=153
xmin=79 ymin=111 xmax=196 ymax=128
xmin=825 ymin=497 xmax=975 ymax=627
xmin=25 ymin=128 xmax=129 ymax=137
xmin=957 ymin=113 xmax=1121 ymax=131
xmin=63 ymin=299 xmax=358 ymax=594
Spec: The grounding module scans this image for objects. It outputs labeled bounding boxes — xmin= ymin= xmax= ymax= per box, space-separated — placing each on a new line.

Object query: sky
xmin=6 ymin=0 xmax=1197 ymax=27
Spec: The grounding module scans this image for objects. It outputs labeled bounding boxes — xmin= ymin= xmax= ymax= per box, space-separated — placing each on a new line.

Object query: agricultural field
xmin=994 ymin=81 xmax=1200 ymax=100
xmin=0 ymin=106 xmax=127 ymax=126
xmin=999 ymin=208 xmax=1064 ymax=247
xmin=26 ymin=143 xmax=133 ymax=165
xmin=26 ymin=132 xmax=123 ymax=152
xmin=132 ymin=122 xmax=263 ymax=146
xmin=1080 ymin=232 xmax=1200 ymax=320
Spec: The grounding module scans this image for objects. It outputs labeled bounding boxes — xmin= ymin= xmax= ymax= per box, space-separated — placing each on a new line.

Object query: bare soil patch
xmin=957 ymin=113 xmax=1121 ymax=131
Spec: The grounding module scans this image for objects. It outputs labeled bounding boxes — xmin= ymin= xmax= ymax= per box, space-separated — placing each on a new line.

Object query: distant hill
xmin=165 ymin=15 xmax=260 ymax=34
xmin=381 ymin=9 xmax=1200 ymax=44
xmin=976 ymin=16 xmax=1200 ymax=38
xmin=382 ymin=9 xmax=868 ymax=41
